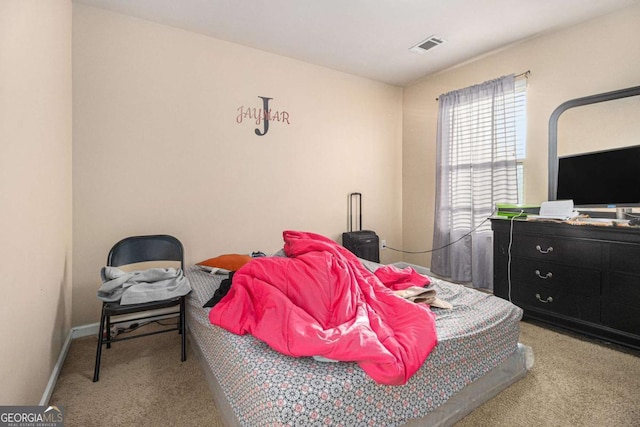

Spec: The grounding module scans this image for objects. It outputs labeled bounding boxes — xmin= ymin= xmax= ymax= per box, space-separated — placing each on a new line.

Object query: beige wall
xmin=3 ymin=0 xmax=638 ymax=402
xmin=402 ymin=4 xmax=640 ymax=267
xmin=72 ymin=5 xmax=404 ymax=326
xmin=0 ymin=1 xmax=72 ymax=404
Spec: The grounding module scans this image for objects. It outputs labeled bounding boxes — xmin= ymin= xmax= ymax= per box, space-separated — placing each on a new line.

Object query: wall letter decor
xmin=255 ymin=96 xmax=272 ymax=136
xmin=236 ymin=96 xmax=291 ymax=136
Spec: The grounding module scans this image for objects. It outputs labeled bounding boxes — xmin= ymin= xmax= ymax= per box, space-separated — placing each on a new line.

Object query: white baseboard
xmin=40 ymin=314 xmax=179 ymax=404
xmin=72 ymin=322 xmax=100 ymax=339
xmin=39 ymin=323 xmax=98 ymax=405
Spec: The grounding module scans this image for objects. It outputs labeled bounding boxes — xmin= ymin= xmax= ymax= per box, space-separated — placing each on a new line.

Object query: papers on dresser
xmin=528 ymin=200 xmax=579 ymax=221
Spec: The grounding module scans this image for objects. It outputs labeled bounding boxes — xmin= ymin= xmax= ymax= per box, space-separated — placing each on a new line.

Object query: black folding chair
xmin=93 ymin=235 xmax=187 ymax=382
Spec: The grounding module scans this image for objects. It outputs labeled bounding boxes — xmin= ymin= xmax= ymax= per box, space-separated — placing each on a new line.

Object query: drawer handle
xmin=535 ymin=270 xmax=553 ymax=279
xmin=535 ymin=245 xmax=553 ymax=254
xmin=535 ymin=293 xmax=554 ymax=303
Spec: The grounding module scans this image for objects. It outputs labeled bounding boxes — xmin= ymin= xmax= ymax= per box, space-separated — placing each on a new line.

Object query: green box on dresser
xmin=491 ymin=218 xmax=640 ymax=350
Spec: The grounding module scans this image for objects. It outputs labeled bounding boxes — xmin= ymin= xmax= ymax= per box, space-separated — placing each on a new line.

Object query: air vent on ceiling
xmin=409 ymin=35 xmax=446 ymax=54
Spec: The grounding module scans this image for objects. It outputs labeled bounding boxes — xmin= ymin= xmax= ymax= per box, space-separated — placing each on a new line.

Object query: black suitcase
xmin=342 ymin=193 xmax=380 ymax=263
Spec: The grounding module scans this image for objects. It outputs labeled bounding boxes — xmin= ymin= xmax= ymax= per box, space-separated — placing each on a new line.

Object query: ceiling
xmin=74 ymin=0 xmax=638 ymax=86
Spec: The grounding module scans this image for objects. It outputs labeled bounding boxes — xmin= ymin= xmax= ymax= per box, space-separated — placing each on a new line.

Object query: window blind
xmin=445 ymin=76 xmax=527 ymax=231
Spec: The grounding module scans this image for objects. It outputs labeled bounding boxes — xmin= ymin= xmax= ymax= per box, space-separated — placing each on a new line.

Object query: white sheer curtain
xmin=431 ymin=75 xmax=519 ymax=290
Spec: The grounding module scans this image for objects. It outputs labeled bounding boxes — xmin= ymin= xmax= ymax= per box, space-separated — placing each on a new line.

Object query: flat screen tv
xmin=556 ymin=145 xmax=640 ymax=208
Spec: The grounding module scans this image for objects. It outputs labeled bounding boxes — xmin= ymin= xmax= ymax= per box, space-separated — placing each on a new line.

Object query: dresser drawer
xmin=610 ymin=244 xmax=640 ymax=275
xmin=608 ymin=272 xmax=640 ymax=303
xmin=510 ymin=234 xmax=602 ymax=267
xmin=605 ymin=302 xmax=640 ymax=337
xmin=511 ymin=283 xmax=600 ymax=323
xmin=510 ymin=258 xmax=601 ymax=297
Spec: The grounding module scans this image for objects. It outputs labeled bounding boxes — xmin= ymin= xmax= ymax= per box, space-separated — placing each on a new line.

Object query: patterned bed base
xmin=186 ymin=262 xmax=532 ymax=426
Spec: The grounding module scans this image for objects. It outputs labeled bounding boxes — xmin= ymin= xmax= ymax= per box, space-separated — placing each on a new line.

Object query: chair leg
xmin=106 ymin=314 xmax=111 ymax=349
xmin=93 ymin=307 xmax=107 ymax=382
xmin=180 ymin=297 xmax=187 ymax=362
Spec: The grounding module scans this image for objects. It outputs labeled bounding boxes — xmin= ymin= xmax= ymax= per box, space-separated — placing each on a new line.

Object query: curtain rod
xmin=435 ymin=70 xmax=530 ymax=101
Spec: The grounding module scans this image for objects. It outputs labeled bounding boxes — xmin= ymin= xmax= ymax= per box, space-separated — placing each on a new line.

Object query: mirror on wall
xmin=557 ymin=95 xmax=640 ymax=157
xmin=548 ymin=85 xmax=640 ymax=202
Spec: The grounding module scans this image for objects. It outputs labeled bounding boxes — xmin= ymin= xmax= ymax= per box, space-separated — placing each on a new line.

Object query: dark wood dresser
xmin=492 ymin=218 xmax=640 ymax=350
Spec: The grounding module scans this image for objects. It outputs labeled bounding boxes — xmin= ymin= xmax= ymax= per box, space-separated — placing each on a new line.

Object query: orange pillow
xmin=197 ymin=254 xmax=253 ymax=271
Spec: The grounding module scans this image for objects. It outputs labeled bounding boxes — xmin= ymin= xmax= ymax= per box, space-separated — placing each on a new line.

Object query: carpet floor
xmin=50 ymin=320 xmax=640 ymax=426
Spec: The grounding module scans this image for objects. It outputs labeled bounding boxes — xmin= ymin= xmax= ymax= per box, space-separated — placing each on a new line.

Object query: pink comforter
xmin=209 ymin=230 xmax=437 ymax=385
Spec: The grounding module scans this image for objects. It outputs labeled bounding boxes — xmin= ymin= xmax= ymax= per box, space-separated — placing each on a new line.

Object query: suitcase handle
xmin=348 ymin=192 xmax=362 ymax=232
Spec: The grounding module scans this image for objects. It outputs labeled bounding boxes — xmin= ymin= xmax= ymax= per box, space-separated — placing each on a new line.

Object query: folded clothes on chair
xmin=97 ymin=266 xmax=191 ymax=304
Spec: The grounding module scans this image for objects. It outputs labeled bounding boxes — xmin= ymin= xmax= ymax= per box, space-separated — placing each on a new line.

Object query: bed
xmin=186 ymin=258 xmax=533 ymax=426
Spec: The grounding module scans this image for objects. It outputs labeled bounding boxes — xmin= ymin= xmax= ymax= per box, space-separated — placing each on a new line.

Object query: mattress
xmin=186 ymin=261 xmax=532 ymax=426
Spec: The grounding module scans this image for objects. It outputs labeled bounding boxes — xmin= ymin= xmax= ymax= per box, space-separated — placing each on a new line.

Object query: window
xmin=514 ymin=78 xmax=528 ymax=204
xmin=431 ymin=74 xmax=527 ymax=288
xmin=444 ymin=76 xmax=527 ymax=232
